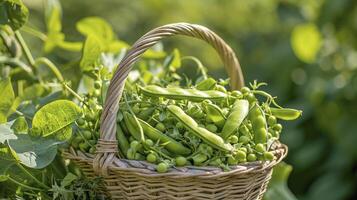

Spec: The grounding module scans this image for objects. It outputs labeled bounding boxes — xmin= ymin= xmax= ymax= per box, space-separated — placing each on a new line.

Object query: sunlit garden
xmin=1 ymin=0 xmax=356 ymax=199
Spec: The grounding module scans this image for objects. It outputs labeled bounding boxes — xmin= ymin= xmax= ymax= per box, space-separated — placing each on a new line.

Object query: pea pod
xmin=119 ymin=120 xmax=129 ymax=136
xmin=202 ymin=101 xmax=225 ymax=127
xmin=116 ymin=125 xmax=130 ymax=156
xmin=270 ymin=107 xmax=302 ymax=120
xmin=123 ymin=112 xmax=142 ymax=141
xmin=140 ymin=85 xmax=227 ymax=101
xmin=167 ymin=105 xmax=233 ymax=152
xmin=250 ymin=104 xmax=267 ymax=144
xmin=137 ymin=107 xmax=155 ymax=121
xmin=125 ymin=112 xmax=191 ymax=156
xmin=195 ymin=78 xmax=216 ymax=90
xmin=221 ymin=100 xmax=249 ymax=140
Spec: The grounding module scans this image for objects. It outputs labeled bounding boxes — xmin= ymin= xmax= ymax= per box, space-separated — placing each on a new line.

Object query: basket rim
xmin=63 ymin=142 xmax=287 ymax=178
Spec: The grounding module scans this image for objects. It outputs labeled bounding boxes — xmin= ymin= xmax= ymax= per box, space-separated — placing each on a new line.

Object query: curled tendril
xmin=251 ymin=90 xmax=282 ymax=108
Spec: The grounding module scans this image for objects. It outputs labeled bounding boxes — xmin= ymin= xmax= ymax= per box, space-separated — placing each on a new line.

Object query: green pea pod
xmin=140 ymin=85 xmax=227 ymax=102
xmin=192 ymin=153 xmax=208 ymax=165
xmin=116 ymin=125 xmax=130 ymax=156
xmin=250 ymin=104 xmax=267 ymax=144
xmin=203 ymin=102 xmax=225 ymax=127
xmin=195 ymin=78 xmax=216 ymax=90
xmin=221 ymin=100 xmax=249 ymax=140
xmin=270 ymin=107 xmax=302 ymax=120
xmin=125 ymin=112 xmax=191 ymax=156
xmin=123 ymin=111 xmax=142 ymax=141
xmin=119 ymin=120 xmax=129 ymax=136
xmin=137 ymin=107 xmax=155 ymax=121
xmin=167 ymin=105 xmax=233 ymax=152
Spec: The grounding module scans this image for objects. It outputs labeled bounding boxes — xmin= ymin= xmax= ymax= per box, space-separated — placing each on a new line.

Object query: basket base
xmin=62 ymin=143 xmax=287 ymax=200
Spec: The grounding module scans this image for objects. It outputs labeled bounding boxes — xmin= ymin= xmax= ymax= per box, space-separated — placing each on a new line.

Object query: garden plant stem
xmin=7 ymin=176 xmax=43 ymax=191
xmin=14 ymin=31 xmax=36 ymax=69
xmin=16 ymin=163 xmax=51 ymax=190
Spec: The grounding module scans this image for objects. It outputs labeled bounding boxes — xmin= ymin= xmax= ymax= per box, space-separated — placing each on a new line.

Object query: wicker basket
xmin=63 ymin=23 xmax=288 ymax=200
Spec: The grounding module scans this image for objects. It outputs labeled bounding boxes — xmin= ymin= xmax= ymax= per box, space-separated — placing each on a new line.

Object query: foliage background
xmin=19 ymin=0 xmax=357 ymax=199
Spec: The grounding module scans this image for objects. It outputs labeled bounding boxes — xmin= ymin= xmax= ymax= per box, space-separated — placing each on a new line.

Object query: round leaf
xmin=31 ymin=100 xmax=81 ymax=137
xmin=8 ymin=134 xmax=61 ymax=169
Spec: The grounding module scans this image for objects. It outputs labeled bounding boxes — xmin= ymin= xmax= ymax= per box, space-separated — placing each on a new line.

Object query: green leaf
xmin=171 ymin=49 xmax=181 ymax=69
xmin=80 ymin=35 xmax=102 ymax=71
xmin=45 ymin=0 xmax=62 ymax=33
xmin=142 ymin=49 xmax=166 ymax=59
xmin=163 ymin=49 xmax=181 ymax=70
xmin=76 ymin=17 xmax=129 ymax=54
xmin=10 ymin=116 xmax=27 ymax=134
xmin=0 ymin=0 xmax=29 ymax=30
xmin=20 ymin=83 xmax=48 ymax=101
xmin=264 ymin=162 xmax=297 ymax=200
xmin=53 ymin=125 xmax=72 ymax=141
xmin=43 ymin=31 xmax=64 ymax=53
xmin=43 ymin=0 xmax=62 ymax=52
xmin=0 ymin=78 xmax=15 ymax=123
xmin=43 ymin=0 xmax=79 ymax=53
xmin=7 ymin=134 xmax=61 ymax=169
xmin=56 ymin=40 xmax=82 ymax=52
xmin=76 ymin=17 xmax=114 ymax=42
xmin=31 ymin=100 xmax=81 ymax=137
xmin=0 ymin=146 xmax=16 ymax=182
xmin=291 ymin=23 xmax=322 ymax=63
xmin=0 ymin=121 xmax=16 ymax=144
xmin=61 ymin=172 xmax=77 ymax=187
xmin=107 ymin=40 xmax=129 ymax=53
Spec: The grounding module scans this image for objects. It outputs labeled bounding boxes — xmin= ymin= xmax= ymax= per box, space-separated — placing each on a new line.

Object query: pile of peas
xmin=70 ymin=71 xmax=301 ymax=173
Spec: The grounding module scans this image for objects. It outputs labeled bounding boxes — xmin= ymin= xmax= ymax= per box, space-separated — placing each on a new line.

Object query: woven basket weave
xmin=63 ymin=23 xmax=288 ymax=200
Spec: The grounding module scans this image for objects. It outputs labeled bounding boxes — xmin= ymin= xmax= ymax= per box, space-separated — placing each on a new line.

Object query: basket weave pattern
xmin=63 ymin=23 xmax=287 ymax=200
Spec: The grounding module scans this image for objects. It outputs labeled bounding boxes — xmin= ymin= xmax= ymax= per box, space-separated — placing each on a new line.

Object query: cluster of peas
xmin=70 ymin=80 xmax=103 ymax=154
xmin=114 ymin=83 xmax=284 ymax=173
xmin=69 ymin=73 xmax=294 ymax=173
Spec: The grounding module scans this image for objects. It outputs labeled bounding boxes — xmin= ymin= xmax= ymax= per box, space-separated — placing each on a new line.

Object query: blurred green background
xmin=22 ymin=0 xmax=357 ymax=199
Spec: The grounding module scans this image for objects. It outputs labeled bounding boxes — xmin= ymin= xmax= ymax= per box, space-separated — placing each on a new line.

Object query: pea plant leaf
xmin=31 ymin=100 xmax=81 ymax=138
xmin=20 ymin=83 xmax=48 ymax=101
xmin=53 ymin=125 xmax=72 ymax=141
xmin=9 ymin=84 xmax=49 ymax=114
xmin=0 ymin=119 xmax=61 ymax=169
xmin=0 ymin=147 xmax=16 ymax=182
xmin=163 ymin=48 xmax=181 ymax=70
xmin=264 ymin=162 xmax=297 ymax=200
xmin=0 ymin=78 xmax=15 ymax=123
xmin=7 ymin=134 xmax=62 ymax=169
xmin=43 ymin=0 xmax=82 ymax=52
xmin=171 ymin=49 xmax=181 ymax=69
xmin=80 ymin=35 xmax=102 ymax=71
xmin=60 ymin=172 xmax=77 ymax=187
xmin=43 ymin=0 xmax=62 ymax=52
xmin=291 ymin=23 xmax=322 ymax=63
xmin=0 ymin=0 xmax=29 ymax=30
xmin=76 ymin=16 xmax=129 ymax=54
xmin=10 ymin=116 xmax=28 ymax=134
xmin=0 ymin=121 xmax=16 ymax=144
xmin=45 ymin=0 xmax=62 ymax=34
xmin=76 ymin=16 xmax=114 ymax=43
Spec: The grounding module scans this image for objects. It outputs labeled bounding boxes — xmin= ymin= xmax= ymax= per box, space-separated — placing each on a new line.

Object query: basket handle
xmin=94 ymin=22 xmax=244 ymax=175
